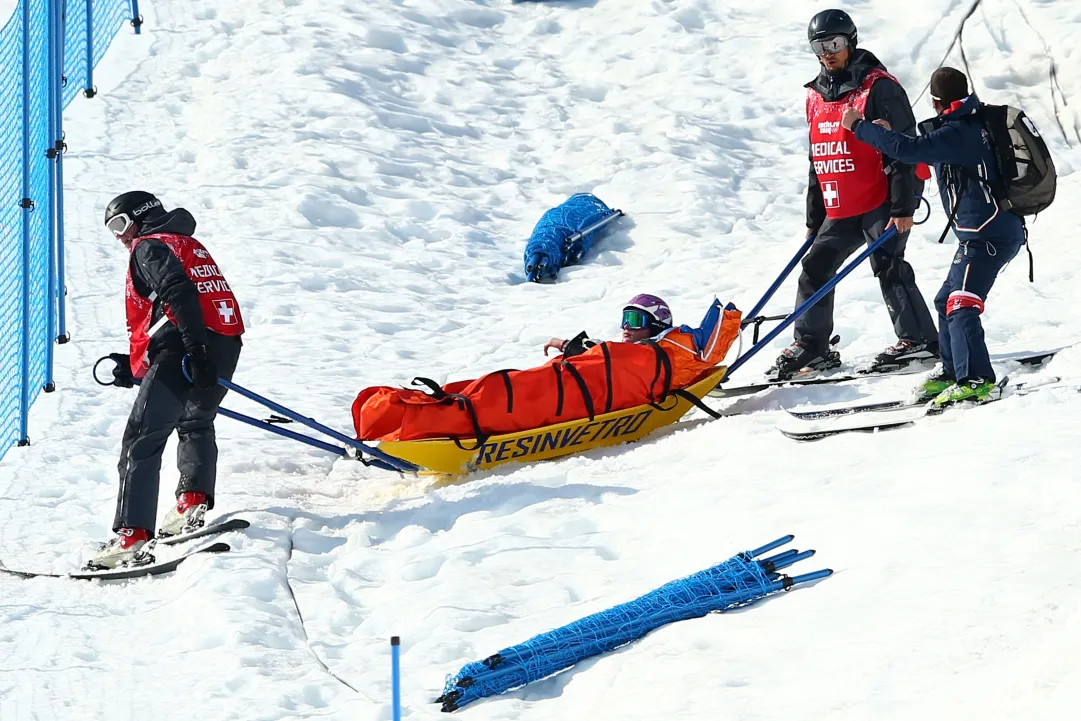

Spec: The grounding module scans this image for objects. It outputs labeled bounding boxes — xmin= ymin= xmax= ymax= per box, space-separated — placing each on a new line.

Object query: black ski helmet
xmin=807 ymin=9 xmax=858 ymax=47
xmin=103 ymin=190 xmax=165 ymax=234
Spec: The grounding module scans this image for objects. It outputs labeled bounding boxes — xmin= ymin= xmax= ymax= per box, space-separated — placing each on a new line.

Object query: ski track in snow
xmin=1 ymin=0 xmax=1080 ymax=719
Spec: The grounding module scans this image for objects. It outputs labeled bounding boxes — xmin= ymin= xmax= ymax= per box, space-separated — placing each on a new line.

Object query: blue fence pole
xmin=130 ymin=0 xmax=142 ymax=35
xmin=19 ymin=0 xmax=33 ymax=445
xmin=83 ymin=0 xmax=94 ymax=96
xmin=54 ymin=0 xmax=68 ymax=343
xmin=743 ymin=233 xmax=815 ymax=321
xmin=43 ymin=0 xmax=59 ymax=391
xmin=722 ymin=227 xmax=898 ymax=381
xmin=391 ymin=637 xmax=402 ymax=721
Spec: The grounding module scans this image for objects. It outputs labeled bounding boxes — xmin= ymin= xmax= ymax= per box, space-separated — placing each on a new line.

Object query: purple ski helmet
xmin=623 ymin=294 xmax=673 ymax=333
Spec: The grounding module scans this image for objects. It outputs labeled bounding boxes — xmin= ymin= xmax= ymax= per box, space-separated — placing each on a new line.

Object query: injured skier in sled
xmin=351 ymin=295 xmax=742 ymax=443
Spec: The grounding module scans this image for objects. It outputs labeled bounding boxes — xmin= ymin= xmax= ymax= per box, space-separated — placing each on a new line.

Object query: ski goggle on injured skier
xmin=810 ymin=35 xmax=848 ymax=56
xmin=106 ymin=213 xmax=135 ymax=237
xmin=621 ymin=309 xmax=653 ymax=331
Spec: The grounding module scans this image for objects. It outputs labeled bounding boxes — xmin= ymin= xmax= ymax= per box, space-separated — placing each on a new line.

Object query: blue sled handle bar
xmin=99 ymin=355 xmax=418 ymax=473
xmin=204 ymin=371 xmax=420 ymax=473
xmin=723 ymin=226 xmax=898 ymax=382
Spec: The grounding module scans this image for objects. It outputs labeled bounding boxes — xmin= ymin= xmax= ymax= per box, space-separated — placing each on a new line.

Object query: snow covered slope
xmin=1 ymin=0 xmax=1080 ymax=719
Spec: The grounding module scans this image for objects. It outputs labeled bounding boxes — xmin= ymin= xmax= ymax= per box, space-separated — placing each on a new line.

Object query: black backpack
xmin=978 ymin=104 xmax=1057 ymax=217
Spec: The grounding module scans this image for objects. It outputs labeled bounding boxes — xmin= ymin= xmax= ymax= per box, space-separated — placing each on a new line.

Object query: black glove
xmin=185 ymin=344 xmax=219 ymax=390
xmin=562 ymin=331 xmax=597 ymax=358
xmin=108 ymin=353 xmax=134 ymax=388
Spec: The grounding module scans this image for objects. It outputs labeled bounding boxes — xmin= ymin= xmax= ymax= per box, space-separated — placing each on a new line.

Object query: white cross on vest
xmin=215 ymin=299 xmax=237 ymax=325
xmin=822 ymin=181 xmax=840 ymax=209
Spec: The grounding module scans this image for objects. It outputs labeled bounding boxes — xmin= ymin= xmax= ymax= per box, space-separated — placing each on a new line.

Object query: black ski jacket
xmin=805 ymin=49 xmax=921 ymax=229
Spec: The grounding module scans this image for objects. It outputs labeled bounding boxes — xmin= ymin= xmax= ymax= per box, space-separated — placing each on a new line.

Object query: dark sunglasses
xmin=810 ymin=35 xmax=848 ymax=56
xmin=621 ymin=309 xmax=651 ymax=331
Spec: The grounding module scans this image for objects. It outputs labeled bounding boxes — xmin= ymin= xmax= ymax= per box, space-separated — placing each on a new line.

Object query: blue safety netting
xmin=0 ymin=0 xmax=134 ymax=459
xmin=438 ymin=536 xmax=832 ymax=711
xmin=523 ymin=193 xmax=623 ymax=282
xmin=0 ymin=9 xmax=23 ymax=455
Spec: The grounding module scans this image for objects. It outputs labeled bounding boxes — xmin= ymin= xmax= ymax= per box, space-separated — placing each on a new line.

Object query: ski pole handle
xmin=92 ymin=355 xmax=117 ymax=386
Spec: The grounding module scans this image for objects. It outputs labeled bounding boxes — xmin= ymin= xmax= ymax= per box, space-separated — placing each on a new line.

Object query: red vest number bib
xmin=125 ymin=234 xmax=244 ymax=378
xmin=806 ymin=68 xmax=895 ymax=219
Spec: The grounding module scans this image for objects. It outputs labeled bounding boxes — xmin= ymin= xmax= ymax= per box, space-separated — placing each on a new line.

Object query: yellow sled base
xmin=377 ymin=367 xmax=726 ymax=476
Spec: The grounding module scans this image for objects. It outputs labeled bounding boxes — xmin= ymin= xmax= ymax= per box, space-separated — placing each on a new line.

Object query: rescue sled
xmin=376 ymin=367 xmax=726 ymax=475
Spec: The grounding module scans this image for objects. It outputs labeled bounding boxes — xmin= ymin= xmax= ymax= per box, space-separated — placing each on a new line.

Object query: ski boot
xmin=767 ymin=337 xmax=841 ymax=382
xmin=862 ymin=340 xmax=939 ymax=374
xmin=85 ymin=528 xmax=154 ymax=571
xmin=158 ymin=492 xmax=208 ymax=538
xmin=931 ymin=378 xmax=1002 ymax=409
xmin=914 ymin=367 xmax=955 ymax=402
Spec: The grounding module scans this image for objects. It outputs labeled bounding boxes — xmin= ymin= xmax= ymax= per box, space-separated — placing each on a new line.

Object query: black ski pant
xmin=793 ymin=201 xmax=938 ymax=355
xmin=113 ymin=333 xmax=242 ymax=533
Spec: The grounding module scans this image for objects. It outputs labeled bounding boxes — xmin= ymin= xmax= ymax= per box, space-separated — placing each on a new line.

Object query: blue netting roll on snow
xmin=437 ymin=536 xmax=832 ymax=711
xmin=523 ymin=193 xmax=623 ymax=282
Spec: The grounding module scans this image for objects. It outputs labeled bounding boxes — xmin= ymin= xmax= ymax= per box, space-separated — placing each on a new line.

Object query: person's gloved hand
xmin=108 ymin=353 xmax=134 ymax=388
xmin=185 ymin=344 xmax=218 ymax=390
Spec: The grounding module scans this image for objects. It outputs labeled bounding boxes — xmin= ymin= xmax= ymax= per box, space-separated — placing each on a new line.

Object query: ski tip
xmin=200 ymin=542 xmax=231 ymax=554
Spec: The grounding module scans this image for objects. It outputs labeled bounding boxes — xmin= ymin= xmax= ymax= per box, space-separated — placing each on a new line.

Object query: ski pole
xmin=743 ymin=233 xmax=816 ymax=321
xmin=723 ymin=226 xmax=898 ymax=381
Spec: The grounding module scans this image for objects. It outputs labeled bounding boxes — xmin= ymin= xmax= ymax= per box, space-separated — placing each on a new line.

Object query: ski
xmin=0 ymin=542 xmax=231 ymax=581
xmin=785 ymin=398 xmax=912 ymax=420
xmin=777 ymin=375 xmax=1077 ymax=440
xmin=784 ymin=376 xmax=1062 ymax=421
xmin=709 ymin=364 xmax=925 ymax=398
xmin=157 ymin=517 xmax=250 ymax=546
xmin=779 ymin=404 xmax=930 ymax=440
xmin=712 ymin=346 xmax=1067 ymax=400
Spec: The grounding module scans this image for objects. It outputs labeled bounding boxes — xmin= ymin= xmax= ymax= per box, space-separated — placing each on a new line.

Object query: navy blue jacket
xmin=853 ymin=94 xmax=1024 ymax=244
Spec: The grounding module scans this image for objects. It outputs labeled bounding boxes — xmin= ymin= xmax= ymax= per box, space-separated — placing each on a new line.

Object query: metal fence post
xmin=83 ymin=0 xmax=94 ymax=96
xmin=19 ymin=0 xmax=32 ymax=445
xmin=130 ymin=0 xmax=141 ymax=35
xmin=43 ymin=0 xmax=60 ymax=391
xmin=53 ymin=0 xmax=68 ymax=344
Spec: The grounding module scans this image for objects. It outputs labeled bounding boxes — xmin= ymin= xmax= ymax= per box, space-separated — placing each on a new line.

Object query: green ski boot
xmin=931 ymin=378 xmax=1001 ymax=408
xmin=915 ymin=370 xmax=955 ymax=403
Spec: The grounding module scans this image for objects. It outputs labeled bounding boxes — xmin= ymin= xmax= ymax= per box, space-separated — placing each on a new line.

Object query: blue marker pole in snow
xmin=391 ymin=637 xmax=402 ymax=721
xmin=723 ymin=226 xmax=898 ymax=381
